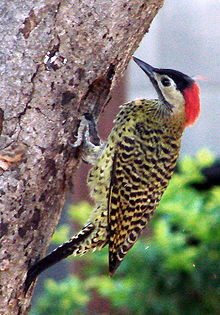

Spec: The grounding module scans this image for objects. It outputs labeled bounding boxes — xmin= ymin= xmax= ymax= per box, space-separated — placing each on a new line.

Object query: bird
xmin=24 ymin=57 xmax=200 ymax=292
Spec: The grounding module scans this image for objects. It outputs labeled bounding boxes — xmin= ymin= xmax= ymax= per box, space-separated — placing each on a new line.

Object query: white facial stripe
xmin=154 ymin=73 xmax=185 ymax=110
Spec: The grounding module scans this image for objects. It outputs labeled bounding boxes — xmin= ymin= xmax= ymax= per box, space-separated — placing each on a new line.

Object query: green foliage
xmin=68 ymin=201 xmax=92 ymax=226
xmin=30 ymin=277 xmax=90 ymax=314
xmin=52 ymin=224 xmax=70 ymax=245
xmin=32 ymin=150 xmax=220 ymax=315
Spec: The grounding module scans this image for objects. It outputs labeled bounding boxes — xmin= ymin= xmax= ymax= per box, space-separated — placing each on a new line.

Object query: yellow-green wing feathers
xmin=108 ymin=137 xmax=156 ymax=276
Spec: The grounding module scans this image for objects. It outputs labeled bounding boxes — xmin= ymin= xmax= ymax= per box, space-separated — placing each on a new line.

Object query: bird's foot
xmin=70 ymin=113 xmax=105 ymax=165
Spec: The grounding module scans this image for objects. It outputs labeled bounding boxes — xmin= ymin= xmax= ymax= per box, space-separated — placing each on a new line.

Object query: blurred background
xmin=32 ymin=1 xmax=220 ymax=314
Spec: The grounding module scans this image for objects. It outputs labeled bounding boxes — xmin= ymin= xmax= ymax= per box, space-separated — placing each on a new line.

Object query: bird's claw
xmin=70 ymin=115 xmax=90 ymax=148
xmin=70 ymin=113 xmax=104 ymax=165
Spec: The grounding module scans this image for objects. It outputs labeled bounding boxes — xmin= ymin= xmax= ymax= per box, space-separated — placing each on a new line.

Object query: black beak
xmin=133 ymin=56 xmax=160 ymax=91
xmin=133 ymin=57 xmax=155 ymax=81
xmin=133 ymin=56 xmax=171 ymax=109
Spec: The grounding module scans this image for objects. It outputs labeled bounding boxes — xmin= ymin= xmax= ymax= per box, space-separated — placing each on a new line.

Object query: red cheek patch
xmin=184 ymin=82 xmax=200 ymax=127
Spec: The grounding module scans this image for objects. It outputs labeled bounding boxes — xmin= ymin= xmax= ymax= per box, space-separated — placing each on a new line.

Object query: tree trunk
xmin=0 ymin=0 xmax=164 ymax=313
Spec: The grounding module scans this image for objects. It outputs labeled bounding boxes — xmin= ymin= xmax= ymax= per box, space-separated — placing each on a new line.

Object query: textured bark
xmin=0 ymin=0 xmax=164 ymax=313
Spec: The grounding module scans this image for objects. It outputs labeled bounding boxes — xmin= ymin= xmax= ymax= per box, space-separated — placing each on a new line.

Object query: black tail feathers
xmin=24 ymin=223 xmax=95 ymax=294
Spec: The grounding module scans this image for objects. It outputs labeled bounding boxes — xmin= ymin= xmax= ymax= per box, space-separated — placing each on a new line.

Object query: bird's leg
xmin=71 ymin=113 xmax=105 ymax=165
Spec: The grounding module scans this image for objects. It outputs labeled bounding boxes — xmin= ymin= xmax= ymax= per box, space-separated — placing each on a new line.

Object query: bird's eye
xmin=161 ymin=78 xmax=171 ymax=87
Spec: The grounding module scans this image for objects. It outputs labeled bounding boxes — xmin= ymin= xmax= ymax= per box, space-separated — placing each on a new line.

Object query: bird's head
xmin=133 ymin=57 xmax=200 ymax=128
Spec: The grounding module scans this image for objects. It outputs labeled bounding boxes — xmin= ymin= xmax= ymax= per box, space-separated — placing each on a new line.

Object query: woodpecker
xmin=24 ymin=57 xmax=200 ymax=292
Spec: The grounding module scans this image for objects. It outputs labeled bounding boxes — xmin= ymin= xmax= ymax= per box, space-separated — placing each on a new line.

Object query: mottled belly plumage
xmin=82 ymin=102 xmax=181 ymax=272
